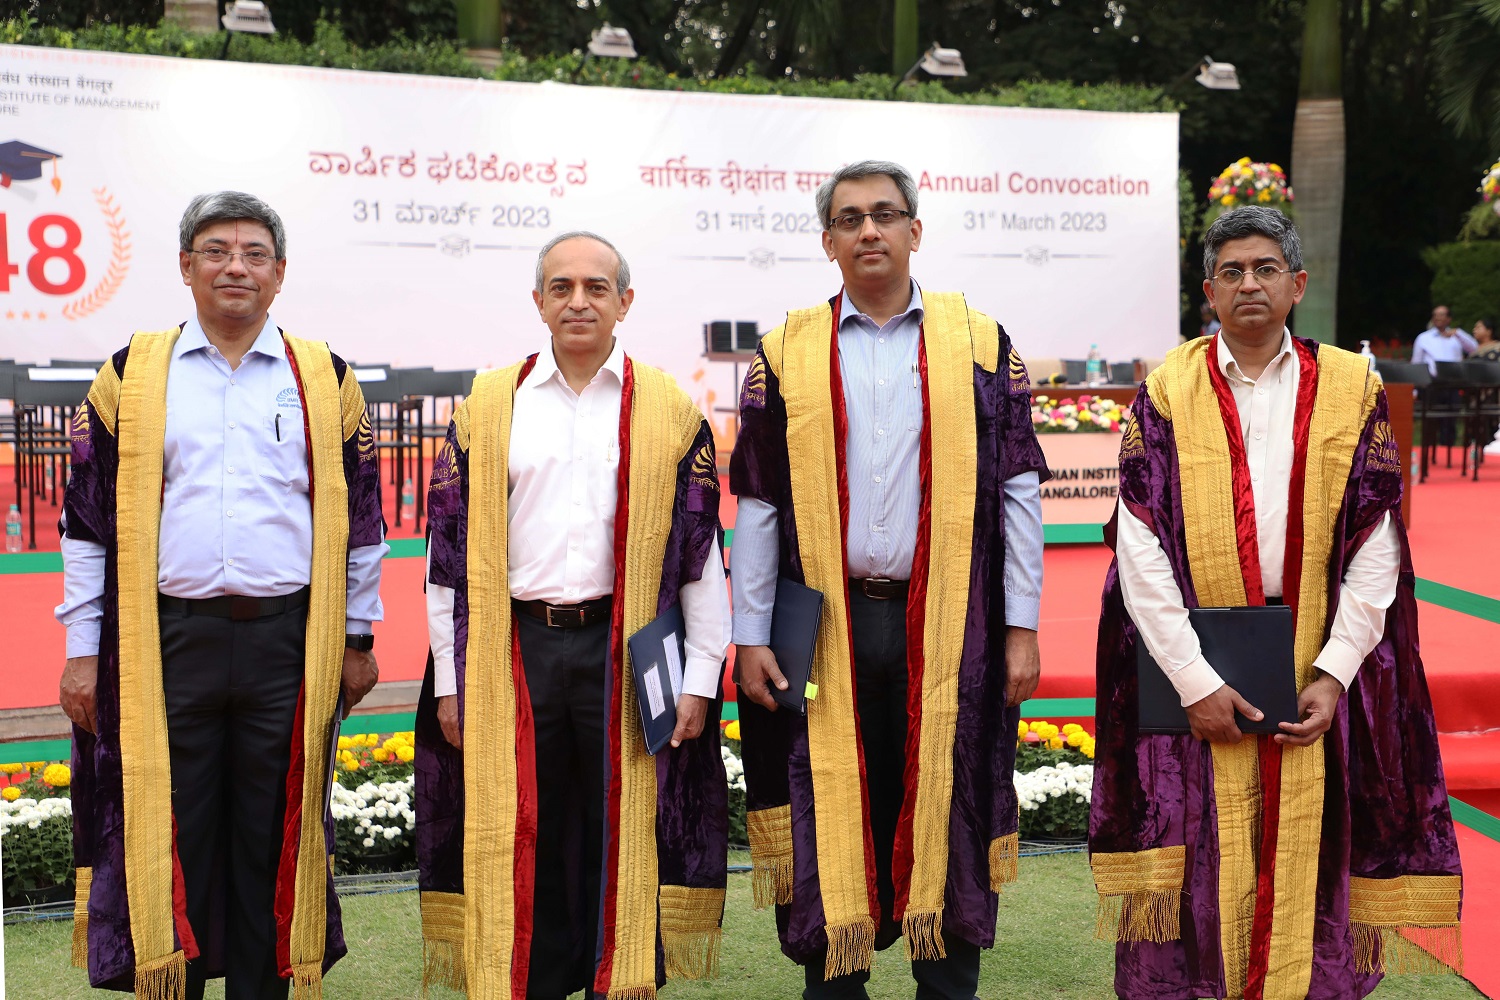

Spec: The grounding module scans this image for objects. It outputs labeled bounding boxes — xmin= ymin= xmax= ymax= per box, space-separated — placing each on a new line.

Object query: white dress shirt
xmin=1116 ymin=329 xmax=1400 ymax=706
xmin=56 ymin=316 xmax=387 ymax=657
xmin=427 ymin=340 xmax=730 ymax=701
xmin=1410 ymin=326 xmax=1476 ymax=374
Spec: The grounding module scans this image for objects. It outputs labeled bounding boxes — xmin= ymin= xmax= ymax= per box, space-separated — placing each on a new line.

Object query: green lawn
xmin=5 ymin=852 xmax=1482 ymax=999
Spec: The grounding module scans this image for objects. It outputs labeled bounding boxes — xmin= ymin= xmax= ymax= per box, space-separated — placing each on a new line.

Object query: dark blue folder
xmin=1135 ymin=605 xmax=1298 ymax=735
xmin=628 ymin=604 xmax=687 ymax=755
xmin=769 ymin=578 xmax=825 ymax=716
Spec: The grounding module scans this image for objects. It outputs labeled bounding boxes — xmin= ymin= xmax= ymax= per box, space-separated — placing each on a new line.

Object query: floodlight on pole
xmin=896 ymin=43 xmax=967 ymax=91
xmin=1194 ymin=56 xmax=1240 ymax=91
xmin=220 ymin=1 xmax=275 ymax=59
xmin=588 ymin=24 xmax=637 ymax=59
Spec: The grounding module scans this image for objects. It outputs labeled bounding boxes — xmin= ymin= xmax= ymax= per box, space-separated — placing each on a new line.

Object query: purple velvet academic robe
xmin=414 ymin=384 xmax=728 ymax=990
xmin=1090 ymin=352 xmax=1463 ymax=1000
xmin=728 ymin=307 xmax=1051 ymax=963
xmin=64 ymin=339 xmax=381 ymax=989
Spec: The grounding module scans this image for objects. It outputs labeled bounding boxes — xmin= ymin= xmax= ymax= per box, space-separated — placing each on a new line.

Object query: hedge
xmin=1422 ymin=241 xmax=1500 ymax=330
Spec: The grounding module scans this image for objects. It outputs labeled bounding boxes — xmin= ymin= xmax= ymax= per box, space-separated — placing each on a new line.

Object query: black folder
xmin=1135 ymin=605 xmax=1299 ymax=735
xmin=768 ymin=578 xmax=825 ymax=716
xmin=628 ymin=604 xmax=687 ymax=755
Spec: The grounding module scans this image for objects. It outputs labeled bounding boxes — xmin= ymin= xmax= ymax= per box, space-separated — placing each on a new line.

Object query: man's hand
xmin=1005 ymin=627 xmax=1041 ymax=707
xmin=59 ymin=655 xmax=99 ymax=735
xmin=1276 ymin=672 xmax=1343 ymax=747
xmin=340 ymin=648 xmax=379 ymax=717
xmin=437 ymin=694 xmax=462 ymax=749
xmin=671 ymin=694 xmax=711 ymax=748
xmin=1185 ymin=683 xmax=1263 ymax=743
xmin=735 ymin=645 xmax=788 ymax=712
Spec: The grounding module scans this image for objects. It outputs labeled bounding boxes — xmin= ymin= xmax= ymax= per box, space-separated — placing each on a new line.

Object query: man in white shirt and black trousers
xmin=416 ymin=232 xmax=733 ymax=999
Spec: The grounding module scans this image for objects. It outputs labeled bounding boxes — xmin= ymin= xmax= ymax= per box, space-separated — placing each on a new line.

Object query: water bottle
xmin=1085 ymin=344 xmax=1106 ymax=387
xmin=1359 ymin=340 xmax=1380 ymax=380
xmin=400 ymin=478 xmax=416 ymax=522
xmin=5 ymin=504 xmax=20 ymax=554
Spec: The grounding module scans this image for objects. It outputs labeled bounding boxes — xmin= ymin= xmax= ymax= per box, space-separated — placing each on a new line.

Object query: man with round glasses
xmin=1089 ymin=205 xmax=1463 ymax=998
xmin=729 ymin=159 xmax=1050 ymax=999
xmin=56 ymin=191 xmax=385 ymax=999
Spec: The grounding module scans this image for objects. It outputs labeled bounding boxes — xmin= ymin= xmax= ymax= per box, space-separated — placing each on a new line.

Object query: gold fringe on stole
xmin=604 ymin=366 xmax=701 ymax=999
xmin=1090 ymin=846 xmax=1185 ymax=943
xmin=420 ymin=891 xmax=468 ymax=996
xmin=460 ymin=368 xmax=525 ymax=997
xmin=988 ymin=833 xmax=1019 ymax=891
xmin=766 ymin=308 xmax=876 ymax=982
xmin=659 ymin=885 xmax=725 ymax=980
xmin=290 ymin=962 xmax=324 ymax=1000
xmin=1349 ymin=874 xmax=1465 ymax=975
xmin=132 ymin=949 xmax=186 ymax=1000
xmin=113 ymin=329 xmax=187 ymax=999
xmin=903 ymin=909 xmax=946 ymax=962
xmin=903 ymin=292 xmax=980 ymax=945
xmin=823 ymin=918 xmax=876 ymax=980
xmin=605 ymin=987 xmax=656 ymax=1000
xmin=282 ymin=336 xmax=353 ymax=1000
xmin=71 ymin=866 xmax=92 ymax=969
xmin=746 ymin=805 xmax=794 ymax=908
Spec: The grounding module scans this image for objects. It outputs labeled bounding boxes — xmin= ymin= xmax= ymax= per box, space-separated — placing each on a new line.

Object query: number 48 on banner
xmin=0 ymin=213 xmax=87 ymax=295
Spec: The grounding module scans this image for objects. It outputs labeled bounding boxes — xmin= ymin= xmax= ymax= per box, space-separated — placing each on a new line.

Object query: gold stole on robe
xmin=751 ymin=291 xmax=1011 ymax=976
xmin=95 ymin=329 xmax=354 ymax=1000
xmin=428 ymin=358 xmax=719 ymax=1000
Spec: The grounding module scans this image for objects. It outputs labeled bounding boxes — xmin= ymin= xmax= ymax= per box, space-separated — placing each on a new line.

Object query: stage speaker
xmin=705 ymin=320 xmax=734 ymax=353
xmin=734 ymin=321 xmax=760 ymax=352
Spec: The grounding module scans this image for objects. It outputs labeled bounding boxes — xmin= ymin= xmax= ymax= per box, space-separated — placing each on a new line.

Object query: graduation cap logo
xmin=0 ymin=141 xmax=63 ymax=200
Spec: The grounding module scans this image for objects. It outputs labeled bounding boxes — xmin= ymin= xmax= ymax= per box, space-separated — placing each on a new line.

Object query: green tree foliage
xmin=0 ymin=0 xmax=159 ymax=27
xmin=1422 ymin=241 xmax=1500 ymax=331
xmin=1435 ymin=0 xmax=1500 ymax=153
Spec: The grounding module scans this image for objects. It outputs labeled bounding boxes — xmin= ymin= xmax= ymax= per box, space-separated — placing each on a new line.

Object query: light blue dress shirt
xmin=1410 ymin=326 xmax=1477 ymax=374
xmin=56 ymin=316 xmax=387 ymax=657
xmin=730 ymin=282 xmax=1044 ymax=645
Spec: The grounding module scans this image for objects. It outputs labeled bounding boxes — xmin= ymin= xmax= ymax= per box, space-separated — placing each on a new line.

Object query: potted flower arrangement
xmin=1203 ymin=158 xmax=1293 ymax=228
xmin=720 ymin=720 xmax=747 ymax=847
xmin=1458 ymin=159 xmax=1500 ymax=240
xmin=331 ymin=732 xmax=416 ymax=874
xmin=1014 ymin=721 xmax=1094 ymax=842
xmin=1 ymin=761 xmax=75 ymax=905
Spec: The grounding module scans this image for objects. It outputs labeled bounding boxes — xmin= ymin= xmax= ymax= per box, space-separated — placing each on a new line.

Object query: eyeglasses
xmin=828 ymin=209 xmax=913 ymax=233
xmin=188 ymin=248 xmax=277 ymax=268
xmin=1212 ymin=264 xmax=1294 ymax=288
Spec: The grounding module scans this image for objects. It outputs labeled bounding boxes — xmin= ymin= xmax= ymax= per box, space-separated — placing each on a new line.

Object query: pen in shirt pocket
xmin=275 ymin=412 xmax=281 ymax=442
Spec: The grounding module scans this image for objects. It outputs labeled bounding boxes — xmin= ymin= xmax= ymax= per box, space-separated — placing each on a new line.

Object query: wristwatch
xmin=345 ymin=633 xmax=375 ymax=652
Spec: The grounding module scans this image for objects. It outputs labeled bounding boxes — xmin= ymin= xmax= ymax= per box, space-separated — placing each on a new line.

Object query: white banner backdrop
xmin=0 ymin=44 xmax=1178 ymax=443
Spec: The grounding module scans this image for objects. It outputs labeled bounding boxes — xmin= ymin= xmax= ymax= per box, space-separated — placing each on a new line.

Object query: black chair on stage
xmin=1463 ymin=360 xmax=1500 ymax=480
xmin=13 ymin=374 xmax=89 ymax=550
xmin=1109 ymin=361 xmax=1137 ymax=386
xmin=1428 ymin=362 xmax=1473 ymax=475
xmin=390 ymin=368 xmax=474 ymax=535
xmin=358 ymin=369 xmax=422 ymax=532
xmin=1375 ymin=361 xmax=1435 ymax=481
xmin=1062 ymin=359 xmax=1087 ymax=384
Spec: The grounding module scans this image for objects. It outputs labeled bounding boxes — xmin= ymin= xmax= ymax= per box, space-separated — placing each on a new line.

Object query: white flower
xmin=362 ymin=837 xmax=375 ymax=847
xmin=384 ymin=827 xmax=399 ymax=841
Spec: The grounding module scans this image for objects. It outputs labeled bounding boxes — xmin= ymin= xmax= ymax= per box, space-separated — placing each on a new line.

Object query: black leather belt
xmin=512 ymin=596 xmax=613 ymax=629
xmin=849 ymin=577 xmax=909 ymax=601
xmin=158 ymin=586 xmax=310 ymax=621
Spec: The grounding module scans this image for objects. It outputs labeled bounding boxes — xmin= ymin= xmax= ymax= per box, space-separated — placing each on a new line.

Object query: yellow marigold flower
xmin=1083 ymin=742 xmax=1095 ymax=759
xmin=1220 ymin=195 xmax=1235 ymax=206
xmin=382 ymin=738 xmax=401 ymax=754
xmin=396 ymin=745 xmax=415 ymax=763
xmin=1066 ymin=731 xmax=1086 ymax=748
xmin=1237 ymin=156 xmax=1251 ymax=166
xmin=25 ymin=761 xmax=46 ymax=770
xmin=1017 ymin=721 xmax=1029 ymax=739
xmin=399 ymin=731 xmax=415 ymax=742
xmin=0 ymin=763 xmax=21 ymax=775
xmin=1257 ymin=189 xmax=1272 ymax=202
xmin=373 ymin=748 xmax=391 ymax=763
xmin=1269 ymin=163 xmax=1283 ymax=173
xmin=343 ymin=759 xmax=360 ymax=772
xmin=1062 ymin=723 xmax=1082 ymax=735
xmin=724 ymin=720 xmax=742 ymax=741
xmin=1047 ymin=736 xmax=1064 ymax=750
xmin=43 ymin=764 xmax=71 ymax=787
xmin=1 ymin=786 xmax=18 ymax=802
xmin=337 ymin=736 xmax=352 ymax=750
xmin=1028 ymin=720 xmax=1049 ymax=733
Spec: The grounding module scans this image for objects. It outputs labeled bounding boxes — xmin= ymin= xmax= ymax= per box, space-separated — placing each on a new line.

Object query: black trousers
xmin=802 ymin=589 xmax=981 ymax=1000
xmin=160 ymin=602 xmax=307 ymax=1000
xmin=515 ymin=612 xmax=610 ymax=1000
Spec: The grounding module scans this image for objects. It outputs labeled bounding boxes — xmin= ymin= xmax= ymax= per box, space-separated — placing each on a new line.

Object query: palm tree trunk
xmin=893 ymin=0 xmax=918 ymax=75
xmin=1290 ymin=0 xmax=1343 ymax=344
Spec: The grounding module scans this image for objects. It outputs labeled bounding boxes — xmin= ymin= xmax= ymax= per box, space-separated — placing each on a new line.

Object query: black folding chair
xmin=359 ymin=370 xmax=421 ymax=531
xmin=1376 ymin=361 xmax=1434 ymax=481
xmin=1463 ymin=360 xmax=1500 ymax=479
xmin=13 ymin=375 xmax=89 ymax=549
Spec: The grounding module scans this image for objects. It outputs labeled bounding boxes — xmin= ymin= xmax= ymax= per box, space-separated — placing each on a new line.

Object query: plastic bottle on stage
xmin=1360 ymin=341 xmax=1381 ymax=380
xmin=401 ymin=478 xmax=416 ymax=522
xmin=1086 ymin=345 xmax=1107 ymax=387
xmin=5 ymin=504 xmax=21 ymax=553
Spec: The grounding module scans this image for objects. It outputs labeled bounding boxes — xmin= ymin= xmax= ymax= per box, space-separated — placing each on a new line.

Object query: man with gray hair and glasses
xmin=1089 ymin=204 xmax=1464 ymax=998
xmin=416 ymin=231 xmax=730 ymax=999
xmin=55 ymin=191 xmax=385 ymax=998
xmin=730 ymin=159 xmax=1050 ymax=998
